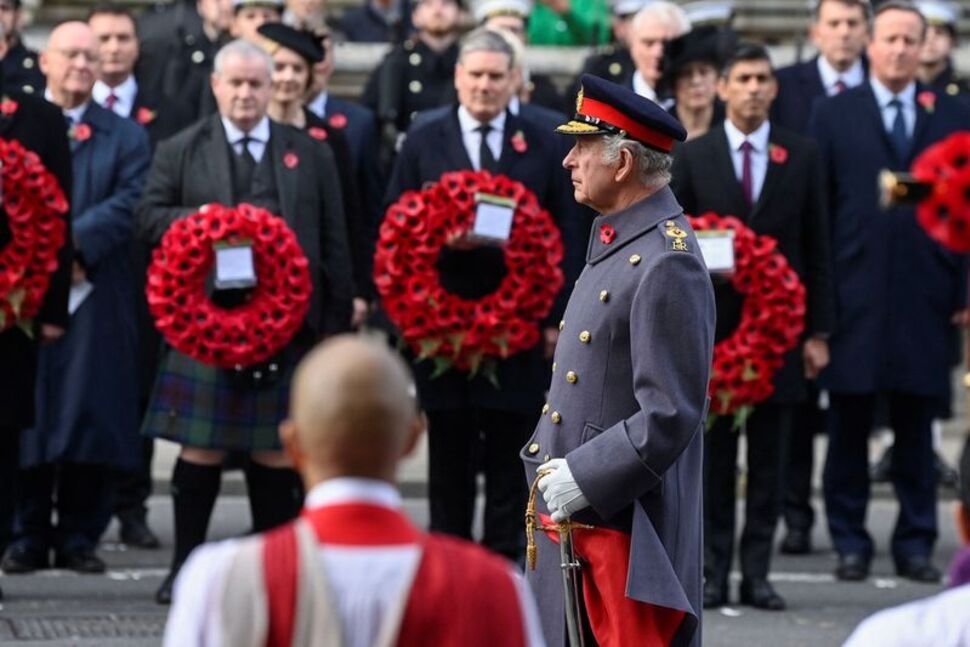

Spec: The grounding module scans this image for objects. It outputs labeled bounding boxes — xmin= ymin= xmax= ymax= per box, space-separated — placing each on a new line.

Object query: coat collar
xmin=587 ymin=185 xmax=683 ymax=264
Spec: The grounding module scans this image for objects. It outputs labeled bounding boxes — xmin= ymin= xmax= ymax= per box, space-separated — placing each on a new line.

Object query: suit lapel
xmin=202 ymin=115 xmax=234 ymax=205
xmin=910 ymin=84 xmax=932 ymax=163
xmin=442 ymin=108 xmax=473 ymax=170
xmin=858 ymin=84 xmax=898 ymax=165
xmin=751 ymin=127 xmax=785 ymax=221
xmin=711 ymin=127 xmax=749 ymax=217
xmin=269 ymin=121 xmax=299 ymax=226
xmin=803 ymin=58 xmax=826 ymax=99
xmin=497 ymin=110 xmax=523 ymax=176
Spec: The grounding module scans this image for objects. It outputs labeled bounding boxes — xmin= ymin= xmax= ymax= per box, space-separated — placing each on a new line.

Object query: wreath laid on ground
xmin=911 ymin=131 xmax=970 ymax=253
xmin=688 ymin=212 xmax=806 ymax=423
xmin=374 ymin=170 xmax=564 ymax=377
xmin=0 ymin=138 xmax=69 ymax=332
xmin=146 ymin=203 xmax=312 ymax=368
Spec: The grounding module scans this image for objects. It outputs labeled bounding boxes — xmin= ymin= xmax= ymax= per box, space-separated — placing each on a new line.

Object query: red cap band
xmin=579 ymin=97 xmax=675 ymax=153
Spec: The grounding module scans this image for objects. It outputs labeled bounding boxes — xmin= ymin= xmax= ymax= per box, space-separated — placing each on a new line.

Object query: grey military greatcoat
xmin=521 ymin=186 xmax=715 ymax=647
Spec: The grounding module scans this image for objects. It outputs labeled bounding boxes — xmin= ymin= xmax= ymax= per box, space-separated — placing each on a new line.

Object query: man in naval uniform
xmin=522 ymin=73 xmax=714 ymax=646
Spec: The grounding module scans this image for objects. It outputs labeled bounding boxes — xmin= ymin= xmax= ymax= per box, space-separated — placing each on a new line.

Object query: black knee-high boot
xmin=156 ymin=458 xmax=221 ymax=604
xmin=244 ymin=462 xmax=304 ymax=533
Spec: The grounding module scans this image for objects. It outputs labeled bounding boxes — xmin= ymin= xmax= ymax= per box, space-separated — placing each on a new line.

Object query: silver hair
xmin=631 ymin=1 xmax=692 ymax=37
xmin=213 ymin=38 xmax=274 ymax=78
xmin=601 ymin=134 xmax=672 ymax=187
xmin=458 ymin=27 xmax=516 ymax=69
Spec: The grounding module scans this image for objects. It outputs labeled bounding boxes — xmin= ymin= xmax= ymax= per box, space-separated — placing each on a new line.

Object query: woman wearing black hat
xmin=661 ymin=26 xmax=730 ymax=141
xmin=257 ymin=22 xmax=371 ymax=327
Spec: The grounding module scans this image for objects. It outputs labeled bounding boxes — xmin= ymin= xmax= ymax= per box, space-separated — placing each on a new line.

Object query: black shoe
xmin=156 ymin=571 xmax=176 ymax=605
xmin=835 ymin=553 xmax=870 ymax=581
xmin=870 ymin=447 xmax=892 ymax=483
xmin=1 ymin=545 xmax=49 ymax=573
xmin=936 ymin=454 xmax=960 ymax=489
xmin=780 ymin=529 xmax=812 ymax=555
xmin=54 ymin=549 xmax=106 ymax=574
xmin=703 ymin=579 xmax=727 ymax=609
xmin=739 ymin=579 xmax=786 ymax=610
xmin=120 ymin=517 xmax=161 ymax=549
xmin=896 ymin=556 xmax=941 ymax=583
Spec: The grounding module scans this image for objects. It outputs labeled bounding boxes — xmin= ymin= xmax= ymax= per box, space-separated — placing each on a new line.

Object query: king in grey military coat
xmin=522 ymin=186 xmax=715 ymax=647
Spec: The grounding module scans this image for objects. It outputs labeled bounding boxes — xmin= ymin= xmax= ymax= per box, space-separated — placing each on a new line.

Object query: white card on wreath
xmin=697 ymin=229 xmax=736 ymax=274
xmin=214 ymin=243 xmax=257 ymax=289
xmin=471 ymin=193 xmax=516 ymax=243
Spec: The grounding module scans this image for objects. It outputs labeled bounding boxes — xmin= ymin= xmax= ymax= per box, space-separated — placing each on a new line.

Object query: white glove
xmin=537 ymin=458 xmax=590 ymax=523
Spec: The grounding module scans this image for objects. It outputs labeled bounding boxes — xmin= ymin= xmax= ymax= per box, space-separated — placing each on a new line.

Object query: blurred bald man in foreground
xmin=163 ymin=335 xmax=545 ymax=647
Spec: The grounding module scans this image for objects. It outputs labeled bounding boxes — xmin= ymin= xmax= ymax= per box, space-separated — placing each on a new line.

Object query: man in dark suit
xmin=0 ymin=26 xmax=73 ymax=602
xmin=0 ymin=0 xmax=44 ymax=95
xmin=2 ymin=21 xmax=151 ymax=576
xmin=772 ymin=0 xmax=870 ymax=134
xmin=672 ymin=43 xmax=834 ymax=611
xmin=385 ymin=27 xmax=586 ymax=561
xmin=625 ymin=1 xmax=691 ymax=106
xmin=88 ymin=3 xmax=195 ymax=552
xmin=811 ymin=1 xmax=970 ymax=584
xmin=137 ymin=38 xmax=353 ymax=603
xmin=770 ymin=0 xmax=870 ymax=558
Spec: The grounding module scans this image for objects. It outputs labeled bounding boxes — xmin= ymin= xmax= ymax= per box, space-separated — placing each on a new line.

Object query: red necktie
xmin=740 ymin=140 xmax=754 ymax=207
xmin=105 ymin=93 xmax=118 ymax=112
xmin=833 ymin=79 xmax=847 ymax=94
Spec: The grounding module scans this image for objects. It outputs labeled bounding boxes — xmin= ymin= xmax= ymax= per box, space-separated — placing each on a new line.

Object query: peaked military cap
xmin=257 ymin=23 xmax=324 ymax=63
xmin=556 ymin=74 xmax=687 ymax=153
xmin=473 ymin=0 xmax=533 ymax=22
xmin=232 ymin=0 xmax=284 ymax=12
xmin=915 ymin=1 xmax=958 ymax=34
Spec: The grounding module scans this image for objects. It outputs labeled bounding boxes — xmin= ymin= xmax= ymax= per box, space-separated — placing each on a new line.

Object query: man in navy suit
xmin=811 ymin=1 xmax=970 ymax=584
xmin=3 ymin=21 xmax=150 ymax=575
xmin=385 ymin=27 xmax=587 ymax=561
xmin=773 ymin=0 xmax=870 ymax=134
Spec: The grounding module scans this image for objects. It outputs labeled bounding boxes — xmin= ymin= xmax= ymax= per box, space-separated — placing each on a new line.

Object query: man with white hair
xmin=523 ymin=73 xmax=714 ymax=646
xmin=136 ymin=37 xmax=353 ymax=605
xmin=628 ymin=0 xmax=691 ymax=104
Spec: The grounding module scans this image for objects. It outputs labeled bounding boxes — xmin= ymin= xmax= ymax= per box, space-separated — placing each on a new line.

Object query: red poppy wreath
xmin=0 ymin=137 xmax=69 ymax=332
xmin=910 ymin=131 xmax=970 ymax=253
xmin=688 ymin=212 xmax=806 ymax=422
xmin=146 ymin=203 xmax=312 ymax=368
xmin=374 ymin=170 xmax=564 ymax=377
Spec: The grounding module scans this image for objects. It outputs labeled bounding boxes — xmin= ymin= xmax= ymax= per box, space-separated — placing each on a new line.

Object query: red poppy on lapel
xmin=327 ymin=113 xmax=347 ymax=129
xmin=917 ymin=91 xmax=936 ymax=114
xmin=511 ymin=129 xmax=527 ymax=153
xmin=136 ymin=107 xmax=156 ymax=125
xmin=308 ymin=127 xmax=328 ymax=141
xmin=599 ymin=223 xmax=616 ymax=244
xmin=0 ymin=97 xmax=18 ymax=116
xmin=71 ymin=123 xmax=92 ymax=142
xmin=283 ymin=151 xmax=299 ymax=168
xmin=769 ymin=143 xmax=788 ymax=164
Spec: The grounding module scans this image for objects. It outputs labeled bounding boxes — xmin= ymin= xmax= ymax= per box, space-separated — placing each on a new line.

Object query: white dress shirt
xmin=632 ymin=71 xmax=659 ymax=103
xmin=816 ymin=56 xmax=865 ymax=96
xmin=843 ymin=585 xmax=970 ymax=647
xmin=306 ymin=90 xmax=327 ymax=119
xmin=457 ymin=105 xmax=505 ymax=171
xmin=869 ymin=77 xmax=916 ymax=138
xmin=723 ymin=118 xmax=771 ymax=205
xmin=93 ymin=75 xmax=137 ymax=118
xmin=220 ymin=115 xmax=270 ymax=163
xmin=163 ymin=477 xmax=546 ymax=647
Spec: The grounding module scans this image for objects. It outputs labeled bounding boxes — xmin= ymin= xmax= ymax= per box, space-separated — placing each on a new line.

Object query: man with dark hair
xmin=0 ymin=0 xmax=44 ymax=94
xmin=811 ymin=0 xmax=970 ymax=584
xmin=772 ymin=0 xmax=870 ymax=134
xmin=361 ymin=0 xmax=461 ymax=170
xmin=672 ymin=43 xmax=833 ymax=611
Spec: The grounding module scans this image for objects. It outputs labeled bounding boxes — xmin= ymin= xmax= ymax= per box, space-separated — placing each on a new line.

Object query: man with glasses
xmin=2 ymin=21 xmax=150 ymax=576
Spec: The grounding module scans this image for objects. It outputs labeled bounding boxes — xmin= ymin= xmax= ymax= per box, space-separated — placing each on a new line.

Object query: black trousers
xmin=705 ymin=403 xmax=790 ymax=587
xmin=113 ymin=438 xmax=155 ymax=522
xmin=426 ymin=408 xmax=533 ymax=561
xmin=0 ymin=427 xmax=19 ymax=553
xmin=781 ymin=394 xmax=826 ymax=534
xmin=12 ymin=463 xmax=112 ymax=554
xmin=823 ymin=392 xmax=937 ymax=562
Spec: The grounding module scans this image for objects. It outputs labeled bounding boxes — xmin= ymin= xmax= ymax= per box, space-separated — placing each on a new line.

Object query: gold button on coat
xmin=559 ymin=320 xmax=565 ymax=331
xmin=579 ymin=331 xmax=591 ymax=343
xmin=566 ymin=371 xmax=578 ymax=384
xmin=409 ymin=52 xmax=422 ymax=66
xmin=408 ymin=80 xmax=423 ymax=94
xmin=528 ymin=443 xmax=540 ymax=455
xmin=552 ymin=362 xmax=557 ymax=372
xmin=550 ymin=412 xmax=562 ymax=424
xmin=599 ymin=290 xmax=609 ymax=302
xmin=542 ymin=403 xmax=550 ymax=414
xmin=629 ymin=254 xmax=641 ymax=265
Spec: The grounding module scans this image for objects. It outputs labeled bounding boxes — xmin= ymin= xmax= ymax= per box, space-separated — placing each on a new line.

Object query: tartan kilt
xmin=141 ymin=343 xmax=305 ymax=451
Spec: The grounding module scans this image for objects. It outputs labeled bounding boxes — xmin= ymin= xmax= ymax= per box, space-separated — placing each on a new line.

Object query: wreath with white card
xmin=374 ymin=170 xmax=564 ymax=379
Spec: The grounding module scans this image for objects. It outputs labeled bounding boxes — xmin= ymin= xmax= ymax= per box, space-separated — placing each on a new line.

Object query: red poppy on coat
xmin=283 ymin=152 xmax=299 ymax=168
xmin=308 ymin=127 xmax=328 ymax=141
xmin=72 ymin=123 xmax=92 ymax=141
xmin=599 ymin=223 xmax=616 ymax=244
xmin=510 ymin=130 xmax=527 ymax=153
xmin=136 ymin=107 xmax=156 ymax=125
xmin=917 ymin=91 xmax=936 ymax=113
xmin=769 ymin=144 xmax=788 ymax=164
xmin=0 ymin=98 xmax=18 ymax=116
xmin=327 ymin=113 xmax=348 ymax=129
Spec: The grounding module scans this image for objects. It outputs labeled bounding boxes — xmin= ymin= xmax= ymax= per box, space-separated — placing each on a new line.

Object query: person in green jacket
xmin=527 ymin=0 xmax=611 ymax=46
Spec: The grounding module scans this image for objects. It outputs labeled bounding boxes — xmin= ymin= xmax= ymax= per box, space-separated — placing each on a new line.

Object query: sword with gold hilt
xmin=526 ymin=469 xmax=593 ymax=647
